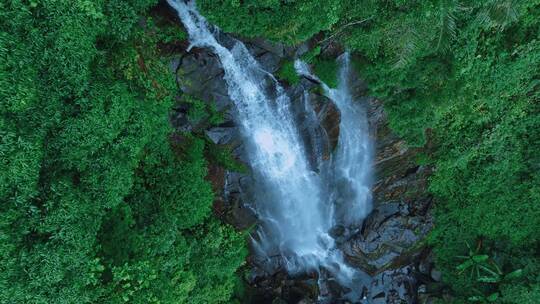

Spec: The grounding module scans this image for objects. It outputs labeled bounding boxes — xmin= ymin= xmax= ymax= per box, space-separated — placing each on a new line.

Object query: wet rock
xmin=430 ymin=269 xmax=442 ymax=282
xmin=310 ymin=97 xmax=341 ymax=162
xmin=257 ymin=52 xmax=282 ymax=74
xmin=170 ymin=104 xmax=192 ymax=132
xmin=312 ymin=93 xmax=341 ymax=153
xmin=320 ymin=40 xmax=346 ymax=62
xmin=242 ymin=38 xmax=284 ymax=73
xmin=170 ymin=57 xmax=182 ymax=74
xmin=318 ymin=279 xmax=330 ymax=298
xmin=228 ymin=195 xmax=257 ymax=230
xmin=367 ymin=266 xmax=416 ymax=303
xmin=338 ymin=96 xmax=434 ymax=303
xmin=328 ymin=278 xmax=350 ymax=298
xmin=218 ymin=170 xmax=256 ymax=229
xmin=205 ymin=126 xmax=239 ymax=145
xmin=329 ymin=225 xmax=345 ymax=238
xmin=176 ymin=48 xmax=228 ymax=105
xmin=288 ymin=79 xmax=341 ymax=170
xmin=342 ymin=201 xmax=425 ymax=274
xmin=245 ymin=266 xmax=320 ymax=304
xmin=283 ymin=278 xmax=319 ymax=303
xmin=243 ymin=37 xmax=286 ymax=58
xmin=418 ymin=255 xmax=431 ymax=275
xmin=368 ymin=99 xmax=433 ymax=211
xmin=294 ymin=41 xmax=311 ymax=58
xmin=288 ymin=79 xmax=342 ymax=155
xmin=171 ymin=42 xmax=257 ymax=231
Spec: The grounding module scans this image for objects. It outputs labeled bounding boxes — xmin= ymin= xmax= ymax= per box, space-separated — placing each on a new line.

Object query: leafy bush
xmin=183 ymin=95 xmax=225 ymax=126
xmin=276 ymin=60 xmax=301 ymax=85
xmin=197 ymin=0 xmax=342 ymax=43
xmin=313 ymin=57 xmax=339 ymax=88
xmin=336 ymin=1 xmax=540 ymax=302
xmin=0 ymin=1 xmax=246 ymax=303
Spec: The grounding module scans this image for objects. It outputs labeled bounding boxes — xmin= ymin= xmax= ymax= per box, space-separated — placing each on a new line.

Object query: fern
xmin=392 ymin=27 xmax=420 ymax=69
xmin=436 ymin=0 xmax=464 ymax=53
xmin=476 ymin=0 xmax=520 ymax=31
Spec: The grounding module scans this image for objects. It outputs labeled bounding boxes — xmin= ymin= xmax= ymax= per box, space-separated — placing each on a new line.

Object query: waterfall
xmin=296 ymin=56 xmax=374 ymax=226
xmin=168 ymin=0 xmax=372 ymax=301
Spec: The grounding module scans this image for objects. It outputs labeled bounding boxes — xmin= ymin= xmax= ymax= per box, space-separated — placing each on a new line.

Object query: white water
xmin=168 ymin=0 xmax=372 ymax=300
xmin=297 ymin=56 xmax=374 ymax=226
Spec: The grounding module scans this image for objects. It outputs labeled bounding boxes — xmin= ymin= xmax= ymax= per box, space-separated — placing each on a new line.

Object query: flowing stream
xmin=168 ymin=1 xmax=373 ymax=301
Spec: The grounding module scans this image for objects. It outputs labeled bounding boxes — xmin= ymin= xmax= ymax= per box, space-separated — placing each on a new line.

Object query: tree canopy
xmin=0 ymin=1 xmax=246 ymax=303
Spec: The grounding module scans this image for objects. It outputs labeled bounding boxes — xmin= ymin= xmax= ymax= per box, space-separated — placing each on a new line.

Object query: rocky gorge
xmin=163 ymin=5 xmax=442 ymax=302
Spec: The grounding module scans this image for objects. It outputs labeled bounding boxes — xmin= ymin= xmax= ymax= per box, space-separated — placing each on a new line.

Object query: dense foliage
xmin=3 ymin=0 xmax=538 ymax=303
xmin=0 ymin=1 xmax=246 ymax=303
xmin=338 ymin=0 xmax=540 ymax=302
xmin=196 ymin=0 xmax=540 ymax=302
xmin=197 ymin=0 xmax=341 ymax=43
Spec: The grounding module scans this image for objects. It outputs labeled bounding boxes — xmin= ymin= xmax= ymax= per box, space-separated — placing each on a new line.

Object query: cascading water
xmin=168 ymin=0 xmax=373 ymax=301
xmin=328 ymin=55 xmax=373 ymax=226
xmin=296 ymin=55 xmax=373 ymax=227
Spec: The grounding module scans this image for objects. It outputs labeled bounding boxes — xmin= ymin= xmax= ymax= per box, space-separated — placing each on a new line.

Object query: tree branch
xmin=319 ymin=17 xmax=374 ymax=46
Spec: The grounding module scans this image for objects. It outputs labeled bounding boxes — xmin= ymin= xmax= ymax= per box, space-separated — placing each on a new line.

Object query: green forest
xmin=1 ymin=0 xmax=539 ymax=303
xmin=0 ymin=1 xmax=246 ymax=303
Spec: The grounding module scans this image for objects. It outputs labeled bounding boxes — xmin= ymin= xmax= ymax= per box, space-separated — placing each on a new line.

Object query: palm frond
xmin=437 ymin=0 xmax=464 ymax=53
xmin=476 ymin=0 xmax=520 ymax=31
xmin=392 ymin=27 xmax=420 ymax=69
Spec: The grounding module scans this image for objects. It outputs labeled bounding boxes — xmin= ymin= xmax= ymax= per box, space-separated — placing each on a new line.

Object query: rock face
xmin=170 ymin=35 xmax=340 ymax=228
xmin=336 ymin=97 xmax=435 ymax=303
xmin=168 ymin=29 xmax=435 ymax=303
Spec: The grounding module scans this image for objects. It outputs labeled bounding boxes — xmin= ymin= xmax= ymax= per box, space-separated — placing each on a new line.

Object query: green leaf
xmin=472 ymin=255 xmax=489 ymax=263
xmin=457 ymin=259 xmax=474 ymax=271
xmin=479 ymin=264 xmax=499 ymax=277
xmin=477 ymin=276 xmax=500 ymax=283
xmin=504 ymin=269 xmax=523 ymax=280
xmin=487 ymin=292 xmax=499 ymax=302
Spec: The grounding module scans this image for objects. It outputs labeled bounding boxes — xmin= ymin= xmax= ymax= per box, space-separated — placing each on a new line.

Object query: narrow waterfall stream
xmin=296 ymin=56 xmax=373 ymax=227
xmin=168 ymin=1 xmax=373 ymax=301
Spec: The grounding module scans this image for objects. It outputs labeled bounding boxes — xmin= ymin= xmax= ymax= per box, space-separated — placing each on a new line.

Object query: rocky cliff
xmin=166 ymin=28 xmax=439 ymax=303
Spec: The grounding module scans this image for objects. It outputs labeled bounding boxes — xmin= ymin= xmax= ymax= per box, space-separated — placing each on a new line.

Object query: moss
xmin=313 ymin=58 xmax=339 ymax=88
xmin=205 ymin=142 xmax=249 ymax=174
xmin=182 ymin=95 xmax=225 ymax=127
xmin=276 ymin=60 xmax=301 ymax=85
